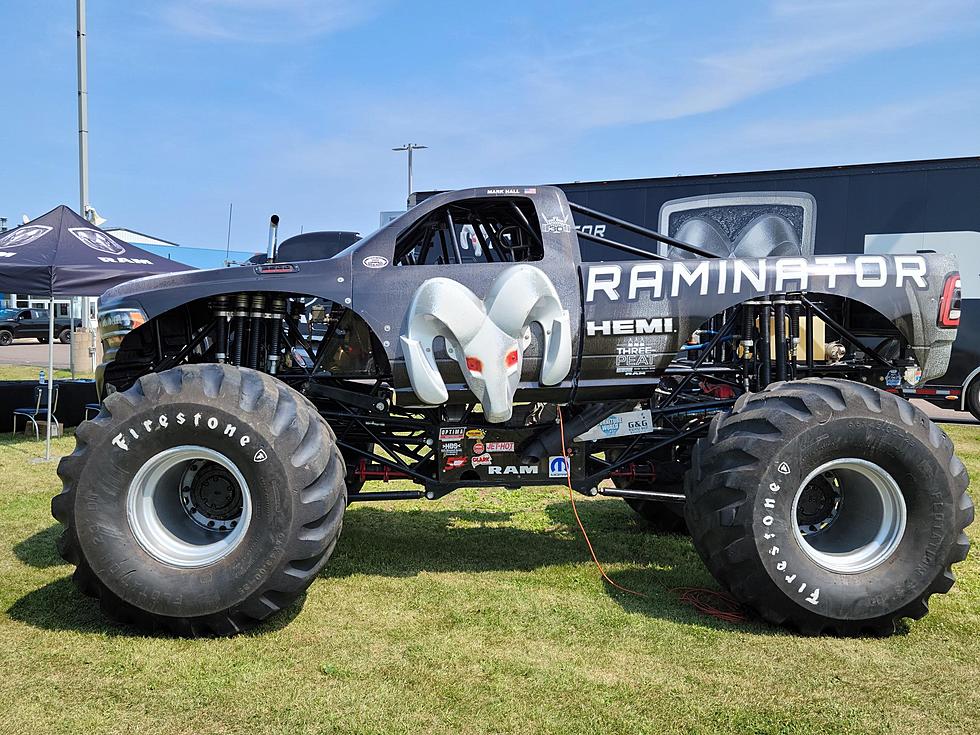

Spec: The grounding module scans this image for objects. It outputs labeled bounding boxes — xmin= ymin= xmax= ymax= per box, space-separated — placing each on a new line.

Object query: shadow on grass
xmin=13 ymin=525 xmax=63 ymax=568
xmin=7 ymin=575 xmax=304 ymax=637
xmin=9 ymin=499 xmax=772 ymax=636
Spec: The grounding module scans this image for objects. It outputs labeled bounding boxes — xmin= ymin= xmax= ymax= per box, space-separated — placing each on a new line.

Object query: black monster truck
xmin=53 ymin=186 xmax=973 ymax=636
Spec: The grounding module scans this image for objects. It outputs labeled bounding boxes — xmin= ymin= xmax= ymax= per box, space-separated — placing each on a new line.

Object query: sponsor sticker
xmin=440 ymin=427 xmax=466 ymax=441
xmin=485 ymin=441 xmax=515 ymax=452
xmin=441 ymin=441 xmax=462 ymax=455
xmin=471 ymin=454 xmax=492 ymax=467
xmin=362 ymin=255 xmax=389 ymax=269
xmin=614 ymin=339 xmax=657 ymax=376
xmin=473 ymin=442 xmax=485 ymax=455
xmin=885 ymin=369 xmax=902 ymax=388
xmin=444 ymin=456 xmax=468 ymax=471
xmin=465 ymin=429 xmax=486 ymax=440
xmin=575 ymin=409 xmax=654 ymax=442
xmin=549 ymin=455 xmax=569 ymax=478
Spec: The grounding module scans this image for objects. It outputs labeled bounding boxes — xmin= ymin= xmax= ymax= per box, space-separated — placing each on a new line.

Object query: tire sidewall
xmin=74 ymin=400 xmax=297 ymax=619
xmin=750 ymin=415 xmax=955 ymax=621
xmin=0 ymin=330 xmax=11 ymax=346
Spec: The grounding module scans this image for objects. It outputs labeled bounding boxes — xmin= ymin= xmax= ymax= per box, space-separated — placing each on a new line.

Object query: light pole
xmin=392 ymin=143 xmax=427 ymax=207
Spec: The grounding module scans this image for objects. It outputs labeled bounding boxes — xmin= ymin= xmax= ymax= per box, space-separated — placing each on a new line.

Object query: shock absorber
xmin=212 ymin=294 xmax=230 ymax=363
xmin=740 ymin=302 xmax=756 ymax=392
xmin=232 ymin=293 xmax=249 ymax=367
xmin=267 ymin=296 xmax=285 ymax=374
xmin=758 ymin=300 xmax=771 ymax=387
xmin=788 ymin=299 xmax=801 ymax=378
xmin=774 ymin=299 xmax=787 ymax=382
xmin=248 ymin=293 xmax=265 ymax=370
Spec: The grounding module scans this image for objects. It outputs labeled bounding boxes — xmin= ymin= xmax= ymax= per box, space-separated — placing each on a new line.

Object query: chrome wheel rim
xmin=792 ymin=458 xmax=906 ymax=574
xmin=127 ymin=445 xmax=251 ymax=568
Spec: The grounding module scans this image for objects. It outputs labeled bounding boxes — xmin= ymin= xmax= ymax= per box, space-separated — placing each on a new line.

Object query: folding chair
xmin=12 ymin=384 xmax=60 ymax=440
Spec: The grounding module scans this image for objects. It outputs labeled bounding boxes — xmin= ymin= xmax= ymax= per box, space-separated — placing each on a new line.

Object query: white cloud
xmin=159 ymin=0 xmax=380 ymax=42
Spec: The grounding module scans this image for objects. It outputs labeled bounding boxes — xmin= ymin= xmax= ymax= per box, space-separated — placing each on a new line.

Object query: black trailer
xmin=416 ymin=156 xmax=980 ymax=416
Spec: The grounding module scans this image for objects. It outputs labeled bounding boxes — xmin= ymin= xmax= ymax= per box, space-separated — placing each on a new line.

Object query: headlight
xmin=99 ymin=307 xmax=148 ymax=351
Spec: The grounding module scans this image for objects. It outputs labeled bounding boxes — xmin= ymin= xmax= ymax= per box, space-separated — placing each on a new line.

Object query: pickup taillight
xmin=938 ymin=274 xmax=961 ymax=328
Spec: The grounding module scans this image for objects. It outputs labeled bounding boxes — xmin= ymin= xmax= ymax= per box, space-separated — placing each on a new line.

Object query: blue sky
xmin=1 ymin=0 xmax=978 ymax=252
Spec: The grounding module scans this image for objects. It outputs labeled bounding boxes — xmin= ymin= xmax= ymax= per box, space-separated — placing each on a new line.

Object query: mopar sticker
xmin=548 ymin=456 xmax=569 ymax=478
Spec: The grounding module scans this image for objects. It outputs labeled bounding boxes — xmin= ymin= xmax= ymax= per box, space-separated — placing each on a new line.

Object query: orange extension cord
xmin=555 ymin=406 xmax=747 ymax=624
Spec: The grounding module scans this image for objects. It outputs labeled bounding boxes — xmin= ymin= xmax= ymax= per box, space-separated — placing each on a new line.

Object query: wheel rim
xmin=127 ymin=445 xmax=251 ymax=568
xmin=791 ymin=458 xmax=906 ymax=574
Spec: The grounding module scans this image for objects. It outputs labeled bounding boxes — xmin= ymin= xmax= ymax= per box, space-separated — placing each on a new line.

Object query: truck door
xmin=23 ymin=310 xmax=47 ymax=338
xmin=350 ymin=188 xmax=582 ymax=415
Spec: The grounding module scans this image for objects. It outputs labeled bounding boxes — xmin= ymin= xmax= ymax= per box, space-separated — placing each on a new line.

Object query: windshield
xmin=0 ymin=309 xmax=22 ymax=320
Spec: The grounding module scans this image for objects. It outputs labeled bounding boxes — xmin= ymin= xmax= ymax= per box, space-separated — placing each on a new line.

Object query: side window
xmin=393 ymin=197 xmax=544 ymax=266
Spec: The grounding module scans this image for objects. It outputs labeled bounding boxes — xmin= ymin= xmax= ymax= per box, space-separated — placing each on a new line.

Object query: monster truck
xmin=52 ymin=186 xmax=973 ymax=636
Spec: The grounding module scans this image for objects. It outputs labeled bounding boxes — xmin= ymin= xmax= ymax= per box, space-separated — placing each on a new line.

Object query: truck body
xmin=53 ymin=185 xmax=971 ymax=637
xmin=0 ymin=307 xmax=74 ymax=345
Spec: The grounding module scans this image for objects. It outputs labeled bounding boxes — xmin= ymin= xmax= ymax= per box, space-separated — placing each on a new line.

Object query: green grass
xmin=0 ymin=427 xmax=978 ymax=734
xmin=0 ymin=365 xmax=73 ymax=381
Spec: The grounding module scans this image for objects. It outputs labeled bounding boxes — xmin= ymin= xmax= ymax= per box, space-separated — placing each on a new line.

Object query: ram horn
xmin=400 ymin=277 xmax=486 ymax=405
xmin=485 ymin=265 xmax=572 ymax=386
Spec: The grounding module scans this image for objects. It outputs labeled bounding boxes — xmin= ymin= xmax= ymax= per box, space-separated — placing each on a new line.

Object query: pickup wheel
xmin=0 ymin=330 xmax=11 ymax=346
xmin=963 ymin=377 xmax=980 ymax=422
xmin=58 ymin=328 xmax=71 ymax=344
xmin=52 ymin=364 xmax=346 ymax=636
xmin=684 ymin=378 xmax=973 ymax=635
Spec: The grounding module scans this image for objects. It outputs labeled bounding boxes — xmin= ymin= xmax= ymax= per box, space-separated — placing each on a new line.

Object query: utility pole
xmin=392 ymin=143 xmax=427 ymax=207
xmin=77 ymin=0 xmax=89 ymax=220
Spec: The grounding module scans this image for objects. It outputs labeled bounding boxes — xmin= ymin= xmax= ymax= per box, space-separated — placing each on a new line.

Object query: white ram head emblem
xmin=400 ymin=265 xmax=572 ymax=423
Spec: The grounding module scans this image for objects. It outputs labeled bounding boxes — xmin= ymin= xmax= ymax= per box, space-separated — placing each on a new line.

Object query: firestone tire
xmin=684 ymin=378 xmax=973 ymax=635
xmin=52 ymin=364 xmax=346 ymax=636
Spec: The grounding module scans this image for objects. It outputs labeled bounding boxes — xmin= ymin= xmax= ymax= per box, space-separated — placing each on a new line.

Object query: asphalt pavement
xmin=0 ymin=341 xmax=71 ymax=369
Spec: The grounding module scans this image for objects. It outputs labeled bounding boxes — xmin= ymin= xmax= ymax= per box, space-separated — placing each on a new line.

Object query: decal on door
xmin=400 ymin=265 xmax=572 ymax=423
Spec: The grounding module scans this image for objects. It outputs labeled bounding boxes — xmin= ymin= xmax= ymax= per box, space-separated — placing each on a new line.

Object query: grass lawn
xmin=0 ymin=365 xmax=73 ymax=381
xmin=0 ymin=426 xmax=977 ymax=735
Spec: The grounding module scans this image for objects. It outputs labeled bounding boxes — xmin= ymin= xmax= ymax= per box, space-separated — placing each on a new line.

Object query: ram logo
xmin=400 ymin=265 xmax=572 ymax=423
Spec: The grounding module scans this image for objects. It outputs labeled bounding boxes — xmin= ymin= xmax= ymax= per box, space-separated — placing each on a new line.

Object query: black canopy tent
xmin=0 ymin=205 xmax=191 ymax=458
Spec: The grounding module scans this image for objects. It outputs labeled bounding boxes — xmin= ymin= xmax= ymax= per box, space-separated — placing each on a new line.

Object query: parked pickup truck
xmin=54 ymin=185 xmax=972 ymax=638
xmin=0 ymin=308 xmax=72 ymax=346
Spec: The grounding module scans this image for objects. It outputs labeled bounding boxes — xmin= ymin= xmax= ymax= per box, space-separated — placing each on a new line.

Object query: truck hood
xmin=100 ymin=257 xmax=353 ymax=320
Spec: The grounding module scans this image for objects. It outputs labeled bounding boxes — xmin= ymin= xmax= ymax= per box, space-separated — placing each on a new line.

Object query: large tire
xmin=52 ymin=364 xmax=346 ymax=636
xmin=0 ymin=330 xmax=11 ymax=346
xmin=964 ymin=377 xmax=980 ymax=422
xmin=685 ymin=378 xmax=973 ymax=635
